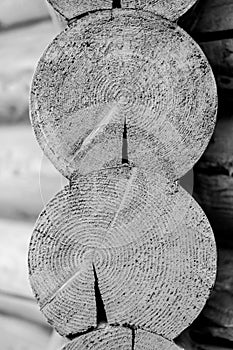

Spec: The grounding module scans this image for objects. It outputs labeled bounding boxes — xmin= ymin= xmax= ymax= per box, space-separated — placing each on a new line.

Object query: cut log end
xmin=30 ymin=9 xmax=217 ymax=180
xmin=28 ymin=167 xmax=216 ymax=339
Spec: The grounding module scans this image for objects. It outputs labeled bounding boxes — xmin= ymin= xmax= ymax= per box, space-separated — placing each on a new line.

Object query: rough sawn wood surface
xmin=28 ymin=166 xmax=216 ymax=339
xmin=60 ymin=326 xmax=182 ymax=350
xmin=30 ymin=9 xmax=217 ymax=180
xmin=47 ymin=0 xmax=198 ymax=21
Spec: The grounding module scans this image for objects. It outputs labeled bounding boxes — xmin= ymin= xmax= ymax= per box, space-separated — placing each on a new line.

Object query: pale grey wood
xmin=30 ymin=10 xmax=217 ymax=180
xmin=60 ymin=325 xmax=132 ymax=350
xmin=28 ymin=166 xmax=216 ymax=339
xmin=60 ymin=326 xmax=182 ymax=350
xmin=135 ymin=329 xmax=183 ymax=350
xmin=46 ymin=0 xmax=198 ymax=21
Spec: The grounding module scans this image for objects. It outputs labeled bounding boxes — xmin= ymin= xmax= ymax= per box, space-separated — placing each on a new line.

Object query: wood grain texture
xmin=30 ymin=9 xmax=217 ymax=180
xmin=177 ymin=248 xmax=233 ymax=348
xmin=189 ymin=0 xmax=233 ymax=89
xmin=61 ymin=326 xmax=132 ymax=350
xmin=194 ymin=95 xmax=233 ymax=240
xmin=60 ymin=326 xmax=182 ymax=349
xmin=135 ymin=329 xmax=183 ymax=350
xmin=28 ymin=166 xmax=216 ymax=338
xmin=193 ymin=0 xmax=233 ymax=32
xmin=202 ymin=249 xmax=233 ymax=332
xmin=46 ymin=0 xmax=198 ymax=21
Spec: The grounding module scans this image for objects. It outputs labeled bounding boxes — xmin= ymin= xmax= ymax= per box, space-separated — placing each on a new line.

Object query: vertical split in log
xmin=122 ymin=118 xmax=128 ymax=164
xmin=93 ymin=264 xmax=108 ymax=326
xmin=132 ymin=328 xmax=135 ymax=350
xmin=30 ymin=10 xmax=217 ymax=180
xmin=112 ymin=0 xmax=121 ymax=8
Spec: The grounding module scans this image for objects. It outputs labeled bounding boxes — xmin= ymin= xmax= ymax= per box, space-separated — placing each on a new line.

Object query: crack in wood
xmin=68 ymin=9 xmax=111 ymax=25
xmin=132 ymin=328 xmax=135 ymax=350
xmin=122 ymin=118 xmax=128 ymax=164
xmin=106 ymin=167 xmax=137 ymax=230
xmin=40 ymin=268 xmax=84 ymax=310
xmin=93 ymin=264 xmax=108 ymax=326
xmin=66 ymin=326 xmax=95 ymax=341
xmin=112 ymin=0 xmax=121 ymax=9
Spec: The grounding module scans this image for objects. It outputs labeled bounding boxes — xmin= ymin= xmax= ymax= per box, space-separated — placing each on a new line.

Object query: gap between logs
xmin=122 ymin=118 xmax=128 ymax=164
xmin=66 ymin=326 xmax=95 ymax=341
xmin=93 ymin=264 xmax=108 ymax=326
xmin=192 ymin=29 xmax=233 ymax=42
xmin=112 ymin=0 xmax=121 ymax=9
xmin=132 ymin=328 xmax=135 ymax=350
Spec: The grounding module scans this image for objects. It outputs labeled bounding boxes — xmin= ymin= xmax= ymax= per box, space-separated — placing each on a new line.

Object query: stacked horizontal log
xmin=177 ymin=1 xmax=233 ymax=349
xmin=28 ymin=1 xmax=218 ymax=349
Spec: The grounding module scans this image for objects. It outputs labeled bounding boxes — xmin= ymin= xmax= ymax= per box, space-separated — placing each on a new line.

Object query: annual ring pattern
xmin=28 ymin=167 xmax=216 ymax=338
xmin=28 ymin=3 xmax=217 ymax=349
xmin=30 ymin=9 xmax=217 ymax=180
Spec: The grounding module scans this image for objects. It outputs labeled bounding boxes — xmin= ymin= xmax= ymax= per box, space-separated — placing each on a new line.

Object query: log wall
xmin=178 ymin=1 xmax=233 ymax=348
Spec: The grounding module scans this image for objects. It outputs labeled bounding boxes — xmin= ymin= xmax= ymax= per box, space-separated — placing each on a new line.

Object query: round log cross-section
xmin=28 ymin=166 xmax=216 ymax=339
xmin=30 ymin=9 xmax=217 ymax=180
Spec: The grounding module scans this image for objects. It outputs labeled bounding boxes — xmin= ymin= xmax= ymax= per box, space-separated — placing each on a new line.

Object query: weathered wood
xmin=47 ymin=0 xmax=198 ymax=21
xmin=30 ymin=9 xmax=217 ymax=180
xmin=187 ymin=0 xmax=233 ymax=89
xmin=193 ymin=0 xmax=233 ymax=32
xmin=61 ymin=326 xmax=182 ymax=350
xmin=135 ymin=329 xmax=183 ymax=350
xmin=61 ymin=326 xmax=132 ymax=350
xmin=28 ymin=166 xmax=216 ymax=338
xmin=194 ymin=94 xmax=233 ymax=242
xmin=177 ymin=248 xmax=233 ymax=349
xmin=202 ymin=249 xmax=233 ymax=333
